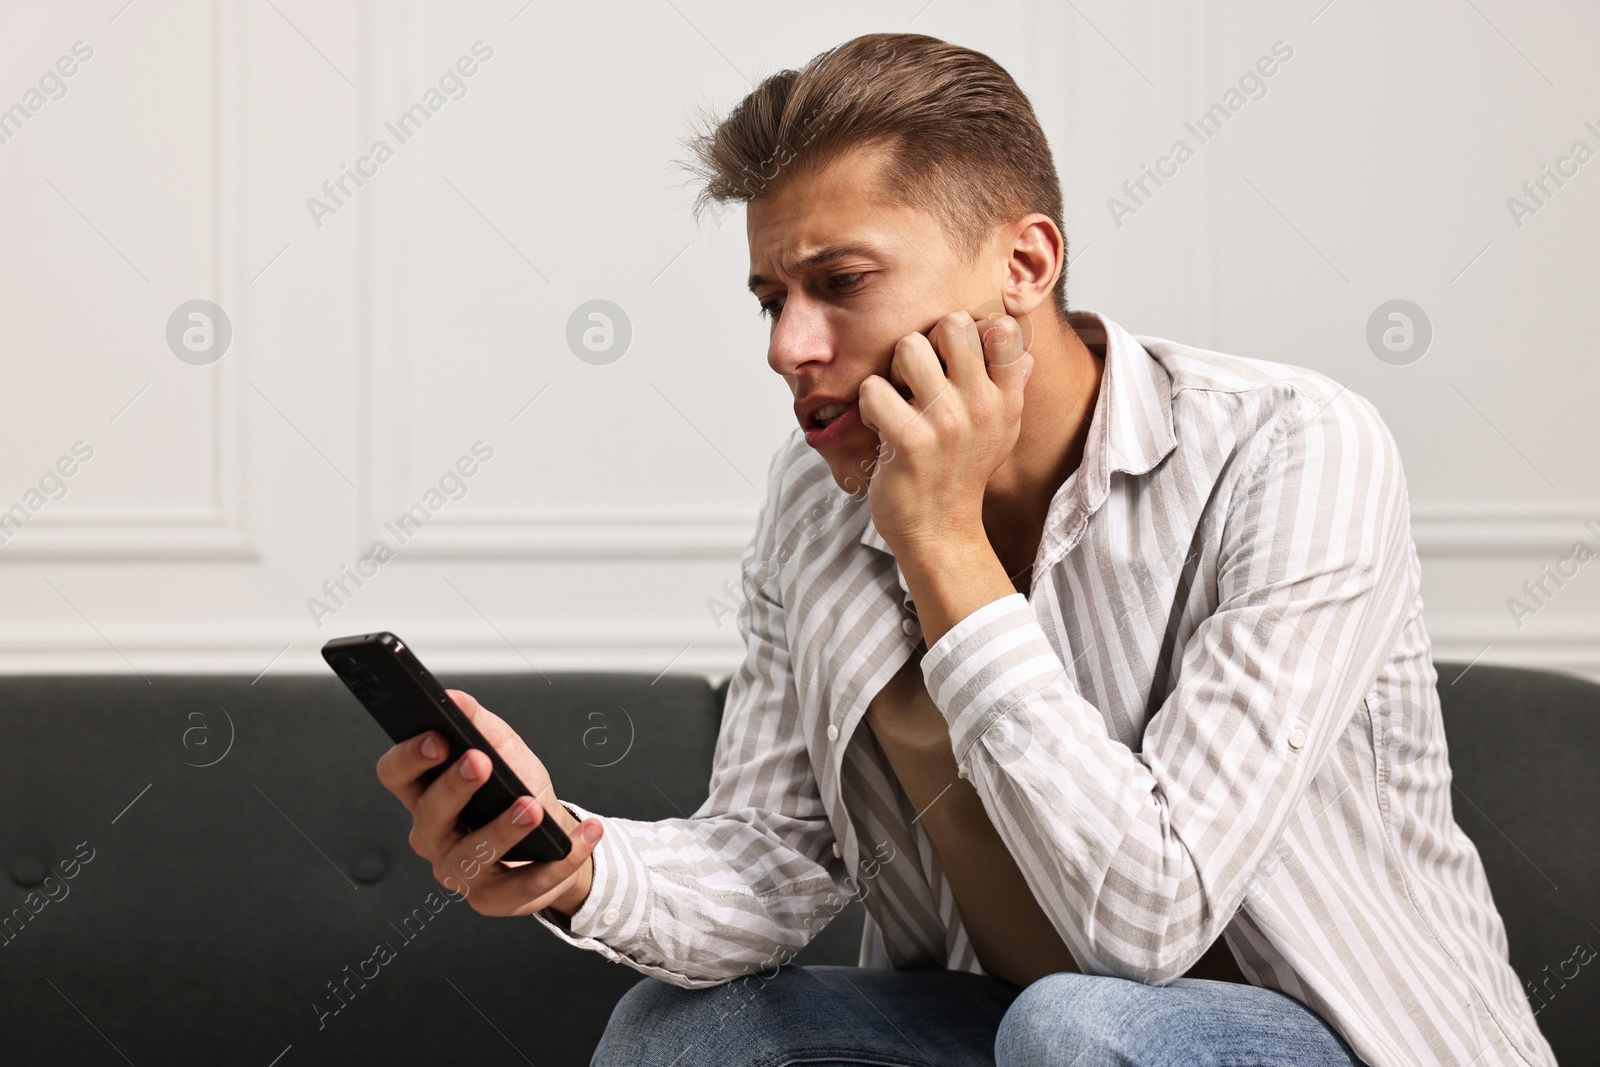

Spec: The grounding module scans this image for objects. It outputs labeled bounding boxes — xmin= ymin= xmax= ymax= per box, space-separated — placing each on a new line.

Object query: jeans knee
xmin=591 ymin=978 xmax=692 ymax=1066
xmin=996 ymin=972 xmax=1129 ymax=1066
xmin=592 ymin=971 xmax=782 ymax=1067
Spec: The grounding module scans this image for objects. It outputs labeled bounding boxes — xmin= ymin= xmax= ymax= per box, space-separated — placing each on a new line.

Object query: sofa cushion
xmin=2 ymin=661 xmax=1590 ymax=1065
xmin=1432 ymin=662 xmax=1599 ymax=1065
xmin=0 ymin=672 xmax=725 ymax=1067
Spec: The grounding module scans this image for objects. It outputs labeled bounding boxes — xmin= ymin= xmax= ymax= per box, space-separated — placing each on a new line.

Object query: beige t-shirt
xmin=864 ymin=646 xmax=1248 ymax=988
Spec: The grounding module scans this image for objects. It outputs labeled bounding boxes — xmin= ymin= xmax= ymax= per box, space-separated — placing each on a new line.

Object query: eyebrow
xmin=747 ymin=243 xmax=882 ymax=294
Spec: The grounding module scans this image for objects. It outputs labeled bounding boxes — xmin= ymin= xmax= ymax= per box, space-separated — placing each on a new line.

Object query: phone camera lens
xmin=328 ymin=652 xmax=390 ymax=706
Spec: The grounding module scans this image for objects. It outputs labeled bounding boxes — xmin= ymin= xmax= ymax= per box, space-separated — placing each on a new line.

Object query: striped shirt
xmin=537 ymin=310 xmax=1557 ymax=1067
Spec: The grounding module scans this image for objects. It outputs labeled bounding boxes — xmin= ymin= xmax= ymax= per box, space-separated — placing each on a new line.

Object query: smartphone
xmin=321 ymin=631 xmax=572 ymax=864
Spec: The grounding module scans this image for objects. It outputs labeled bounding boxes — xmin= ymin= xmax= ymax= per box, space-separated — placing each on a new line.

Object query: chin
xmin=824 ymin=443 xmax=880 ymax=496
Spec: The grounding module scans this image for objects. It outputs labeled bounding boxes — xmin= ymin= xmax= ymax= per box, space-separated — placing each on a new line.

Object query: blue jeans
xmin=591 ymin=964 xmax=1369 ymax=1066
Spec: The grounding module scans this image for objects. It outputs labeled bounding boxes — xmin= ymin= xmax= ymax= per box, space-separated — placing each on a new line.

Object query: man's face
xmin=746 ymin=145 xmax=1004 ymax=493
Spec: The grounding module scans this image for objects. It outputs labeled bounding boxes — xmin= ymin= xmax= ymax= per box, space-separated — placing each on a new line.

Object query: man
xmin=376 ymin=32 xmax=1557 ymax=1067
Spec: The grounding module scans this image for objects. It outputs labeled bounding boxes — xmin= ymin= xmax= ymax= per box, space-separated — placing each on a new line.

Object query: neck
xmin=981 ymin=309 xmax=1104 ymax=574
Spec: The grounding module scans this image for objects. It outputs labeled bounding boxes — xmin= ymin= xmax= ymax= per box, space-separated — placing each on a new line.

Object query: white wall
xmin=1 ymin=0 xmax=1596 ymax=682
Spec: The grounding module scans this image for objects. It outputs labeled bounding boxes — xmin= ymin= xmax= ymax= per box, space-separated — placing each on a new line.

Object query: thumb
xmin=447 ymin=689 xmax=482 ymax=722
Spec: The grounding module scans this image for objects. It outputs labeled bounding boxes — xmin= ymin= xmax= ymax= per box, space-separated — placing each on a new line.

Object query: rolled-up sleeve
xmin=532 ymin=796 xmax=657 ymax=965
xmin=920 ymin=388 xmax=1416 ymax=984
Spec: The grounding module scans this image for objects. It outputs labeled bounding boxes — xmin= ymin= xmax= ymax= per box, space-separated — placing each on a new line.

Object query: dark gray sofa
xmin=0 ymin=662 xmax=1592 ymax=1065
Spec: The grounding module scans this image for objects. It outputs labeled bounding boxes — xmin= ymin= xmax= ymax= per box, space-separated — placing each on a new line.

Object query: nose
xmin=766 ymin=295 xmax=833 ymax=381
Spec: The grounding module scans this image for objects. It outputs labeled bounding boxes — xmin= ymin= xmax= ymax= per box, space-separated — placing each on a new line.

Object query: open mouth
xmin=810 ymin=401 xmax=854 ymax=428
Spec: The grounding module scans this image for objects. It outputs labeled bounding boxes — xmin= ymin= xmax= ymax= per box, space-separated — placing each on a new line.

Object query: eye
xmin=756 ymin=273 xmax=864 ymax=320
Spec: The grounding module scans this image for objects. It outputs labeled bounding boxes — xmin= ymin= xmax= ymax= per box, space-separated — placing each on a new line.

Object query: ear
xmin=999 ymin=213 xmax=1065 ymax=317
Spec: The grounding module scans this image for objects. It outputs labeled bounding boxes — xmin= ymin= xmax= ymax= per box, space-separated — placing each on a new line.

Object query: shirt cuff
xmin=920 ymin=592 xmax=1060 ymax=765
xmin=530 ymin=798 xmax=650 ymax=956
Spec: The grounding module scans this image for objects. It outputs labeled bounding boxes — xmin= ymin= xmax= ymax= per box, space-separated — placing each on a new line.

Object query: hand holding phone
xmin=325 ymin=633 xmax=604 ymax=917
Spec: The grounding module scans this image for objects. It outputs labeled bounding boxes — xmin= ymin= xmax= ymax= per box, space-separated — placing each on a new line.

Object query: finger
xmin=446 ymin=688 xmax=514 ymax=750
xmin=458 ymin=817 xmax=607 ymax=918
xmin=891 ymin=329 xmax=952 ymax=415
xmin=437 ymin=793 xmax=543 ymax=898
xmin=441 ymin=794 xmax=558 ymax=889
xmin=442 ymin=691 xmax=552 ymax=801
xmin=376 ymin=731 xmax=450 ymax=813
xmin=887 ymin=334 xmax=942 ymax=396
xmin=410 ymin=747 xmax=489 ymax=860
xmin=446 ymin=688 xmax=483 ymax=723
xmin=980 ymin=314 xmax=1032 ymax=420
xmin=857 ymin=371 xmax=914 ymax=442
xmin=929 ymin=309 xmax=986 ymax=391
xmin=447 ymin=691 xmax=535 ymax=769
xmin=979 ymin=313 xmax=1027 ymax=369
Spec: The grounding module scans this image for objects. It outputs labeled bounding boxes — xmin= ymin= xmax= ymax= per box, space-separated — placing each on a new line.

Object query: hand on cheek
xmin=857 ymin=308 xmax=1032 ymax=552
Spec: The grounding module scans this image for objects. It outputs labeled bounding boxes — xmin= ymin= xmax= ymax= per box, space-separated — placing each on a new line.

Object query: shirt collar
xmin=857 ymin=309 xmax=1176 ymax=578
xmin=1065 ymin=309 xmax=1177 ymax=516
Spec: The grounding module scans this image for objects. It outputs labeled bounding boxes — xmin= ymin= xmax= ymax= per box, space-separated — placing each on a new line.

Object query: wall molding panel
xmin=3 ymin=1 xmax=1595 ymax=687
xmin=1 ymin=0 xmax=253 ymax=563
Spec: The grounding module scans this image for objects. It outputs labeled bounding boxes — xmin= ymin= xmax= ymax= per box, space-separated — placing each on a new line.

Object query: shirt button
xmin=600 ymin=907 xmax=620 ymax=925
xmin=826 ymin=724 xmax=839 ymax=742
xmin=832 ymin=842 xmax=843 ymax=859
xmin=1288 ymin=726 xmax=1306 ymax=750
xmin=901 ymin=617 xmax=919 ymax=636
